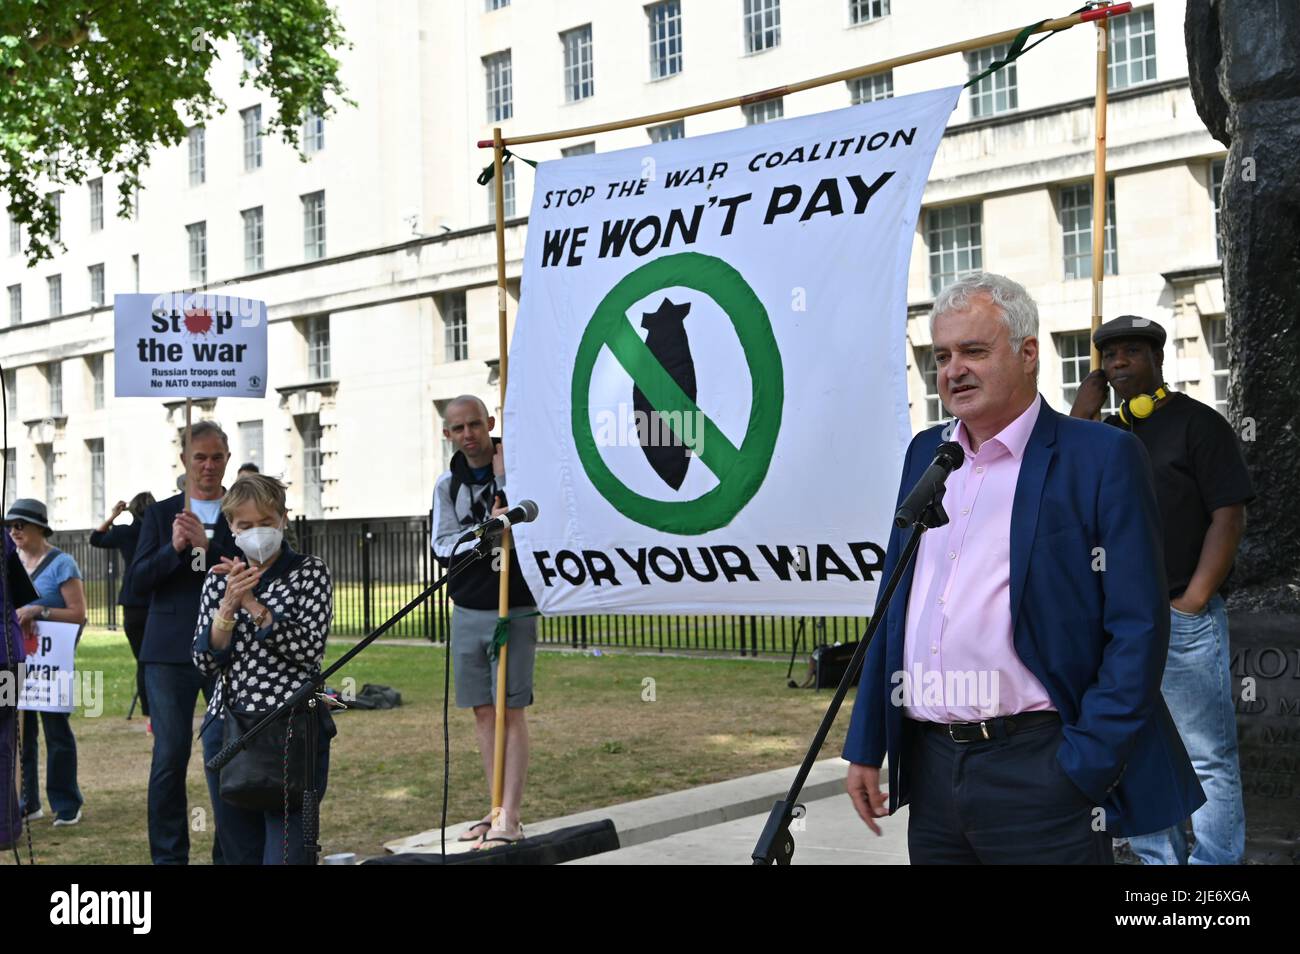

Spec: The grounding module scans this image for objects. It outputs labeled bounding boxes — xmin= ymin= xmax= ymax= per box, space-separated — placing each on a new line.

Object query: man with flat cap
xmin=1072 ymin=315 xmax=1254 ymax=865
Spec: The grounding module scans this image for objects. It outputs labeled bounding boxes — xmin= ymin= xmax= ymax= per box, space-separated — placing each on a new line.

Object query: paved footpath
xmin=386 ymin=757 xmax=909 ymax=865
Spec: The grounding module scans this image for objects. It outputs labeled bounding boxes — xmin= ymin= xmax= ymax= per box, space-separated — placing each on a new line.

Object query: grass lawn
xmin=7 ymin=628 xmax=854 ymax=864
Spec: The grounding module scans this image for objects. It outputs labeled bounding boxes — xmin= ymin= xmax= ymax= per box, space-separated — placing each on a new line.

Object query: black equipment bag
xmin=809 ymin=642 xmax=861 ymax=690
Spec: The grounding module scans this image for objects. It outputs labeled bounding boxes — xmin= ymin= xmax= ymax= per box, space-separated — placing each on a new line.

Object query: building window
xmin=3 ymin=369 xmax=15 ymax=416
xmin=88 ymin=439 xmax=105 ymax=520
xmin=47 ymin=191 xmax=62 ymax=244
xmin=3 ymin=449 xmax=15 ymax=507
xmin=1211 ymin=158 xmax=1225 ymax=261
xmin=1058 ymin=331 xmax=1119 ymax=413
xmin=88 ymin=178 xmax=104 ymax=231
xmin=561 ymin=142 xmax=596 ymax=157
xmin=306 ymin=315 xmax=331 ymax=379
xmin=742 ymin=98 xmax=784 ymax=125
xmin=648 ymin=120 xmax=685 ymax=142
xmin=927 ymin=204 xmax=982 ymax=297
xmin=242 ymin=105 xmax=263 ymax=171
xmin=648 ymin=1 xmax=682 ymax=80
xmin=302 ymin=191 xmax=326 ymax=260
xmin=484 ymin=51 xmax=513 ymax=123
xmin=132 ymin=254 xmax=139 ymax=293
xmin=1109 ymin=6 xmax=1156 ymax=90
xmin=302 ymin=110 xmax=325 ymax=154
xmin=239 ymin=420 xmax=264 ymax=470
xmin=298 ymin=414 xmax=323 ymax=519
xmin=1059 ymin=180 xmax=1117 ymax=280
xmin=850 ymin=0 xmax=890 ymax=24
xmin=47 ymin=274 xmax=62 ymax=318
xmin=849 ymin=71 xmax=894 ymax=104
xmin=1205 ymin=316 xmax=1229 ymax=416
xmin=39 ymin=444 xmax=54 ymax=510
xmin=188 ymin=125 xmax=206 ymax=185
xmin=88 ymin=354 xmax=105 ymax=409
xmin=47 ymin=361 xmax=62 ymax=417
xmin=7 ymin=285 xmax=20 ymax=326
xmin=8 ymin=215 xmax=19 ymax=256
xmin=966 ymin=44 xmax=1017 ymax=118
xmin=487 ymin=163 xmax=516 ymax=222
xmin=89 ymin=263 xmax=105 ymax=307
xmin=744 ymin=0 xmax=781 ymax=54
xmin=562 ymin=25 xmax=594 ymax=102
xmin=486 ymin=0 xmax=509 ymax=9
xmin=187 ymin=222 xmax=207 ymax=284
xmin=242 ymin=206 xmax=264 ymax=272
xmin=241 ymin=33 xmax=261 ymax=74
xmin=441 ymin=291 xmax=468 ymax=362
xmin=914 ymin=346 xmax=948 ymax=424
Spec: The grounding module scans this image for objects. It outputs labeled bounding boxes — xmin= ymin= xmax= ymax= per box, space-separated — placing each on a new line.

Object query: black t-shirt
xmin=1105 ymin=392 xmax=1254 ymax=597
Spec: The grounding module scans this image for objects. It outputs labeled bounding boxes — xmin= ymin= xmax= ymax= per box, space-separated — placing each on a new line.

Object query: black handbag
xmin=218 ymin=684 xmax=311 ymax=812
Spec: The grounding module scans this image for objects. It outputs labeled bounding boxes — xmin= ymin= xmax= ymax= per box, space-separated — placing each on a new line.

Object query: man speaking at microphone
xmin=432 ymin=395 xmax=537 ymax=848
xmin=843 ymin=272 xmax=1204 ymax=864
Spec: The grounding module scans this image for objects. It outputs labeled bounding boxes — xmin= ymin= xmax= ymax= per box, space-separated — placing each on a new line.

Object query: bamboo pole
xmin=489 ymin=127 xmax=513 ymax=832
xmin=183 ymin=397 xmax=192 ymax=512
xmin=1090 ymin=6 xmax=1111 ymax=373
xmin=477 ymin=5 xmax=1133 ymax=149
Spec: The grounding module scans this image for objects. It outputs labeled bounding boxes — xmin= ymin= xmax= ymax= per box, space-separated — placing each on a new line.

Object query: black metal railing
xmin=48 ymin=516 xmax=869 ymax=657
xmin=47 ymin=530 xmax=121 ymax=630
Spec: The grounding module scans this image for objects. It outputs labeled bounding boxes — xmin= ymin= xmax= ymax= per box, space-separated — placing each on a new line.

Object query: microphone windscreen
xmin=936 ymin=441 xmax=965 ymax=471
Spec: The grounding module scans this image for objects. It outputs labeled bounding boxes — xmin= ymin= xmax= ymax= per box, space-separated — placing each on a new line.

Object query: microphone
xmin=456 ymin=499 xmax=540 ymax=545
xmin=894 ymin=442 xmax=965 ymax=529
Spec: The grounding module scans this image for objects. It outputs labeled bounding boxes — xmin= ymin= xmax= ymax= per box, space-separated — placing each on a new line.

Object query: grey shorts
xmin=451 ymin=606 xmax=538 ymax=709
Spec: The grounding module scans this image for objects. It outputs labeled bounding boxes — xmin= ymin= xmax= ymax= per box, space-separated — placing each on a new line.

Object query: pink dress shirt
xmin=900 ymin=395 xmax=1056 ymax=723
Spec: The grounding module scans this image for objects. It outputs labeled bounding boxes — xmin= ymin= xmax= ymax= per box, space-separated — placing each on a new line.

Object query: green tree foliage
xmin=0 ymin=0 xmax=350 ymax=264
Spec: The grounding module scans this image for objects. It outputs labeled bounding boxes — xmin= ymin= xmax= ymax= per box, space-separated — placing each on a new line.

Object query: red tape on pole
xmin=1082 ymin=2 xmax=1132 ymax=22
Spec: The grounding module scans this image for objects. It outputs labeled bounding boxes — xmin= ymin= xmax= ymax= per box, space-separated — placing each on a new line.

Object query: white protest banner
xmin=505 ymin=87 xmax=961 ymax=616
xmin=18 ymin=621 xmax=80 ymax=714
xmin=114 ymin=292 xmax=268 ymax=399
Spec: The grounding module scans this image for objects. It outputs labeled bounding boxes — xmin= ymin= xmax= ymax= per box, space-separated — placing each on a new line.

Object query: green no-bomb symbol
xmin=571 ymin=252 xmax=784 ymax=535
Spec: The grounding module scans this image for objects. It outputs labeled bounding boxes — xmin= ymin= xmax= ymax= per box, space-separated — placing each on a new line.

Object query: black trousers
xmin=122 ymin=605 xmax=149 ymax=717
xmin=906 ymin=717 xmax=1113 ymax=865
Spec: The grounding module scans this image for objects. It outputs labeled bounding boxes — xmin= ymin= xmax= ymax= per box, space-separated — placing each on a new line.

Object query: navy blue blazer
xmin=843 ymin=399 xmax=1206 ymax=838
xmin=128 ymin=493 xmax=239 ymax=665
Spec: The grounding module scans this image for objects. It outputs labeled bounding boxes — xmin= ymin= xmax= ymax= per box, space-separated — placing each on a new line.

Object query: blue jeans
xmin=20 ymin=709 xmax=82 ymax=819
xmin=1130 ymin=596 xmax=1245 ymax=865
xmin=202 ymin=714 xmax=331 ymax=865
xmin=145 ymin=663 xmax=224 ymax=865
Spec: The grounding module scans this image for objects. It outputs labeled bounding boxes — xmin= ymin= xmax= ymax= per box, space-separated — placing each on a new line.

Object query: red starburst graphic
xmin=183 ymin=307 xmax=213 ymax=335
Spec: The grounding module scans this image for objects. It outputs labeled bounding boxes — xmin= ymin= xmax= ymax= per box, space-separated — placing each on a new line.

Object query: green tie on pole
xmin=489 ymin=609 xmax=542 ymax=662
xmin=478 ymin=149 xmax=537 ymax=187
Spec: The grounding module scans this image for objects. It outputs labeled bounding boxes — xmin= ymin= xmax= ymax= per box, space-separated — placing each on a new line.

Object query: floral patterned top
xmin=193 ymin=546 xmax=333 ymax=717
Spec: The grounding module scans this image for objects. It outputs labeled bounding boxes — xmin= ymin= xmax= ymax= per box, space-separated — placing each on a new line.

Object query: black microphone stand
xmin=751 ymin=489 xmax=951 ymax=865
xmin=206 ymin=534 xmax=496 ymax=865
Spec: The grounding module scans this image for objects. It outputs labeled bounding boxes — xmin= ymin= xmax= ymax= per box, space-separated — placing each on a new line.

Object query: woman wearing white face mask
xmin=193 ymin=474 xmax=335 ymax=865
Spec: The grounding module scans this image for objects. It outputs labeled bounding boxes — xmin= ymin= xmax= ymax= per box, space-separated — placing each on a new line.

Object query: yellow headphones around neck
xmin=1118 ymin=384 xmax=1169 ymax=425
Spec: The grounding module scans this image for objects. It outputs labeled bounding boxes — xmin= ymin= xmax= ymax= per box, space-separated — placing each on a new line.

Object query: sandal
xmin=476 ymin=825 xmax=524 ymax=850
xmin=457 ymin=816 xmax=493 ymax=843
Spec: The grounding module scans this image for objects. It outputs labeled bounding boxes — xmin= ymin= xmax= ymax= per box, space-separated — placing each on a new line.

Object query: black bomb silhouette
xmin=634 ymin=297 xmax=696 ymax=490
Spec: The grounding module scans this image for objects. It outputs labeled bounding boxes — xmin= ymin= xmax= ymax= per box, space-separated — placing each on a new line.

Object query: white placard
xmin=505 ymin=87 xmax=960 ymax=616
xmin=17 ymin=621 xmax=80 ymax=714
xmin=113 ymin=292 xmax=268 ymax=399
